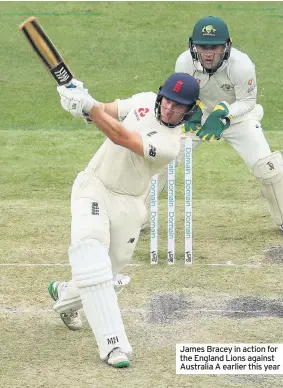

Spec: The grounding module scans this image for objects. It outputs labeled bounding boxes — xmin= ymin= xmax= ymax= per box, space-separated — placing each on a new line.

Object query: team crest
xmin=220 ymin=84 xmax=234 ymax=91
xmin=201 ymin=25 xmax=216 ymax=36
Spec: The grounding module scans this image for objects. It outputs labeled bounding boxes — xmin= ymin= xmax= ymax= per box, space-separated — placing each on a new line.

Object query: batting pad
xmin=69 ymin=239 xmax=132 ymax=359
xmin=252 ymin=152 xmax=283 ymax=225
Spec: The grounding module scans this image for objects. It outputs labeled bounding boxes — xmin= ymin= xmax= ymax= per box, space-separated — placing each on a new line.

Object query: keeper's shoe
xmin=107 ymin=347 xmax=131 ymax=368
xmin=48 ymin=281 xmax=82 ymax=331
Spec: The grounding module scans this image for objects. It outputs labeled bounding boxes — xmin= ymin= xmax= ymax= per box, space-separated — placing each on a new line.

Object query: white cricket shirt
xmin=175 ymin=47 xmax=263 ymax=123
xmin=85 ymin=92 xmax=181 ymax=196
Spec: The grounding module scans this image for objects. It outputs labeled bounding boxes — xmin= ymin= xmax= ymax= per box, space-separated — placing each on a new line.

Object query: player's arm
xmin=228 ymin=59 xmax=257 ymax=118
xmin=88 ymin=106 xmax=144 ymax=156
xmin=104 ymin=102 xmax=119 ymax=119
xmin=57 ymin=83 xmax=144 ymax=156
xmin=86 ymin=97 xmax=134 ymax=121
xmin=88 ymin=107 xmax=180 ymax=163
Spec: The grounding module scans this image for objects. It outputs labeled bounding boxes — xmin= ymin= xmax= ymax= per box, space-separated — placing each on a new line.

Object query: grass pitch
xmin=1 ymin=2 xmax=283 ymax=387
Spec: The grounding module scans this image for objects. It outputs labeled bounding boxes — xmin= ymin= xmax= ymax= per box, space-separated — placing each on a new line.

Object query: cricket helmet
xmin=155 ymin=73 xmax=200 ymax=127
xmin=189 ymin=16 xmax=232 ymax=70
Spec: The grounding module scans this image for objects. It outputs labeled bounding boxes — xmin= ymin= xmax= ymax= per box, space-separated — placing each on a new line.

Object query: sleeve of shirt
xmin=142 ymin=131 xmax=180 ymax=166
xmin=116 ymin=97 xmax=134 ymax=122
xmin=229 ymin=58 xmax=257 ymax=118
xmin=116 ymin=92 xmax=153 ymax=122
xmin=175 ymin=51 xmax=193 ymax=74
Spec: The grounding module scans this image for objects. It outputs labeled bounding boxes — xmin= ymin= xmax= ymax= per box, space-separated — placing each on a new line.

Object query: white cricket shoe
xmin=59 ymin=311 xmax=82 ymax=331
xmin=107 ymin=347 xmax=130 ymax=368
xmin=113 ymin=274 xmax=131 ymax=295
xmin=280 ymin=225 xmax=283 ymax=232
xmin=48 ymin=281 xmax=82 ymax=331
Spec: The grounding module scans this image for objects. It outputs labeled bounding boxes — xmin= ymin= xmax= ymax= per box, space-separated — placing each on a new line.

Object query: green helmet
xmin=189 ymin=16 xmax=232 ymax=72
xmin=191 ymin=16 xmax=230 ymax=45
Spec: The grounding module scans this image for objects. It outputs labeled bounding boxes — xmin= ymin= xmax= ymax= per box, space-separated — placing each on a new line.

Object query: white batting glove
xmin=57 ymin=79 xmax=99 ymax=118
xmin=82 ymin=112 xmax=93 ymax=125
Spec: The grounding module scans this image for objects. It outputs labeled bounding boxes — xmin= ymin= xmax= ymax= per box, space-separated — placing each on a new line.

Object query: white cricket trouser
xmin=71 ymin=171 xmax=147 ymax=273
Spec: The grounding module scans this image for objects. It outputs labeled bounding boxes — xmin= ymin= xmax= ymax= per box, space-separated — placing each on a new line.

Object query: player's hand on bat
xmin=196 ymin=101 xmax=231 ymax=142
xmin=57 ymin=79 xmax=99 ymax=118
xmin=82 ymin=112 xmax=93 ymax=125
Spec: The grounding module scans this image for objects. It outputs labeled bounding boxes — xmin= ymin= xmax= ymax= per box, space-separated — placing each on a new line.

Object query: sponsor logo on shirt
xmin=220 ymin=83 xmax=234 ymax=91
xmin=247 ymin=78 xmax=256 ymax=93
xmin=138 ymin=107 xmax=150 ymax=117
xmin=149 ymin=144 xmax=157 ymax=157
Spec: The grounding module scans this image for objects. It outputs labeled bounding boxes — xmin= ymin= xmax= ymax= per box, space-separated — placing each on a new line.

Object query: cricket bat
xmin=19 ymin=16 xmax=73 ymax=85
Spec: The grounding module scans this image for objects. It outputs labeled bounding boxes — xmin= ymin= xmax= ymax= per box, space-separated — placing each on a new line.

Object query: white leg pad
xmin=53 ymin=280 xmax=82 ymax=313
xmin=252 ymin=151 xmax=283 ymax=225
xmin=69 ymin=239 xmax=132 ymax=360
xmin=53 ymin=276 xmax=130 ymax=313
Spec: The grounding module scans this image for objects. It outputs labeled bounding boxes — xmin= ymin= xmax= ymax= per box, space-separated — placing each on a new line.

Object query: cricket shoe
xmin=48 ymin=281 xmax=82 ymax=331
xmin=280 ymin=225 xmax=283 ymax=232
xmin=106 ymin=347 xmax=131 ymax=368
xmin=113 ymin=274 xmax=131 ymax=295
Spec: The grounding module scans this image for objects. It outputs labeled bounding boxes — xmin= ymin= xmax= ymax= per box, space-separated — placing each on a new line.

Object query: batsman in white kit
xmin=144 ymin=16 xmax=283 ymax=231
xmin=47 ymin=73 xmax=200 ymax=367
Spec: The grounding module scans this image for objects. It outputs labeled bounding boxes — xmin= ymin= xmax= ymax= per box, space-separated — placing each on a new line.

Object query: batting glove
xmin=196 ymin=101 xmax=232 ymax=142
xmin=57 ymin=79 xmax=99 ymax=118
xmin=181 ymin=100 xmax=203 ymax=134
xmin=82 ymin=112 xmax=93 ymax=125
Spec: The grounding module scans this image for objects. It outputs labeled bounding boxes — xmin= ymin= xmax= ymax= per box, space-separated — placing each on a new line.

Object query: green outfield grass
xmin=1 ymin=2 xmax=283 ymax=388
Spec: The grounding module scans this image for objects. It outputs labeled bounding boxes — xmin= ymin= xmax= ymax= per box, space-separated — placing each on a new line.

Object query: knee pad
xmin=252 ymin=152 xmax=283 ymax=225
xmin=69 ymin=239 xmax=113 ymax=289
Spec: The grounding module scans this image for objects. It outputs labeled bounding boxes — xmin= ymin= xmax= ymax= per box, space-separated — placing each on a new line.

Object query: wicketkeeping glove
xmin=181 ymin=100 xmax=203 ymax=134
xmin=196 ymin=101 xmax=232 ymax=142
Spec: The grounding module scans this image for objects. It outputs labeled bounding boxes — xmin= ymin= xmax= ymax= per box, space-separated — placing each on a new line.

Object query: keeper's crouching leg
xmin=252 ymin=151 xmax=283 ymax=226
xmin=69 ymin=239 xmax=132 ymax=360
